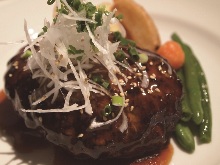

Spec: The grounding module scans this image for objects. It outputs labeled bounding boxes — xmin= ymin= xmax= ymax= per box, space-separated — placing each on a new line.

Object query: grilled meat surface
xmin=4 ymin=46 xmax=182 ymax=159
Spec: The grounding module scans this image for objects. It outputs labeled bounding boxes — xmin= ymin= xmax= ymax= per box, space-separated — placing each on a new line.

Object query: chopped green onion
xmin=114 ymin=49 xmax=125 ymax=61
xmin=85 ymin=2 xmax=96 ymax=19
xmin=95 ymin=7 xmax=105 ymax=26
xmin=68 ymin=45 xmax=84 ymax=54
xmin=47 ymin=0 xmax=55 ymax=5
xmin=129 ymin=47 xmax=138 ymax=56
xmin=112 ymin=96 xmax=124 ymax=106
xmin=58 ymin=4 xmax=69 ymax=15
xmin=76 ymin=21 xmax=86 ymax=32
xmin=112 ymin=31 xmax=122 ymax=42
xmin=42 ymin=26 xmax=48 ymax=33
xmin=121 ymin=38 xmax=136 ymax=47
xmin=131 ymin=55 xmax=140 ymax=61
xmin=21 ymin=50 xmax=32 ymax=59
xmin=128 ymin=47 xmax=139 ymax=61
xmin=38 ymin=31 xmax=44 ymax=37
xmin=112 ymin=31 xmax=136 ymax=47
xmin=76 ymin=56 xmax=83 ymax=61
xmin=103 ymin=104 xmax=112 ymax=116
xmin=138 ymin=53 xmax=148 ymax=64
xmin=102 ymin=81 xmax=109 ymax=89
xmin=71 ymin=0 xmax=84 ymax=12
xmin=92 ymin=75 xmax=102 ymax=83
xmin=92 ymin=75 xmax=109 ymax=89
xmin=53 ymin=17 xmax=58 ymax=24
xmin=116 ymin=14 xmax=123 ymax=20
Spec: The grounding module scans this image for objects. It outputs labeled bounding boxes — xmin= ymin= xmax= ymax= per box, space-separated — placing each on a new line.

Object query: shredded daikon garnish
xmin=0 ymin=40 xmax=25 ymax=45
xmin=22 ymin=0 xmax=133 ymax=131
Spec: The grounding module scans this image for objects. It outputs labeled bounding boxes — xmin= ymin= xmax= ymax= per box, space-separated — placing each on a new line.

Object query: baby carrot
xmin=156 ymin=40 xmax=185 ymax=69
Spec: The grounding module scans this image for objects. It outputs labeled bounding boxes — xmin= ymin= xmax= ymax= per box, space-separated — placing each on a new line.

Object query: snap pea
xmin=188 ymin=47 xmax=212 ymax=143
xmin=172 ymin=33 xmax=212 ymax=143
xmin=177 ymin=69 xmax=193 ymax=122
xmin=172 ymin=34 xmax=203 ymax=125
xmin=199 ymin=90 xmax=212 ymax=143
xmin=175 ymin=122 xmax=195 ymax=153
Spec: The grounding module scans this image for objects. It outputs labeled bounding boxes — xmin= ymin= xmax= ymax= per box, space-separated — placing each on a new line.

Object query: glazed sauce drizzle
xmin=0 ymin=90 xmax=173 ymax=165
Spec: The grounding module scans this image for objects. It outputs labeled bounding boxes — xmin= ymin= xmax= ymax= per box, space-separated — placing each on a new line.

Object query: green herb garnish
xmin=103 ymin=104 xmax=112 ymax=116
xmin=92 ymin=75 xmax=109 ymax=89
xmin=102 ymin=81 xmax=109 ymax=89
xmin=47 ymin=0 xmax=55 ymax=5
xmin=71 ymin=0 xmax=84 ymax=12
xmin=58 ymin=4 xmax=69 ymax=15
xmin=116 ymin=14 xmax=123 ymax=20
xmin=138 ymin=53 xmax=148 ymax=63
xmin=21 ymin=50 xmax=32 ymax=59
xmin=112 ymin=96 xmax=124 ymax=106
xmin=68 ymin=45 xmax=84 ymax=54
xmin=129 ymin=47 xmax=139 ymax=62
xmin=114 ymin=49 xmax=126 ymax=62
xmin=42 ymin=26 xmax=48 ymax=33
xmin=112 ymin=31 xmax=136 ymax=47
xmin=92 ymin=75 xmax=102 ymax=83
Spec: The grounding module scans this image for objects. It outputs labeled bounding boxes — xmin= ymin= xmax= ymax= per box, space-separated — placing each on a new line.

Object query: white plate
xmin=1 ymin=0 xmax=220 ymax=165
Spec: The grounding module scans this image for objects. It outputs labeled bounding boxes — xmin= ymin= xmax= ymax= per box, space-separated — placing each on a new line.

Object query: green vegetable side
xmin=172 ymin=33 xmax=212 ymax=152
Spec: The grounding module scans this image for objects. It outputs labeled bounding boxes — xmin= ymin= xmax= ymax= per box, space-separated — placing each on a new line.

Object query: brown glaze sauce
xmin=0 ymin=90 xmax=173 ymax=165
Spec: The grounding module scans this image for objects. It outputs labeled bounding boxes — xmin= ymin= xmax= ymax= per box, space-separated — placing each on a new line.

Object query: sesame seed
xmin=140 ymin=66 xmax=146 ymax=70
xmin=112 ymin=79 xmax=117 ymax=84
xmin=147 ymin=89 xmax=153 ymax=94
xmin=149 ymin=61 xmax=153 ymax=65
xmin=155 ymin=88 xmax=161 ymax=92
xmin=133 ymin=82 xmax=137 ymax=87
xmin=127 ymin=76 xmax=132 ymax=79
xmin=13 ymin=61 xmax=19 ymax=67
xmin=119 ymin=79 xmax=124 ymax=83
xmin=140 ymin=88 xmax=144 ymax=93
xmin=9 ymin=74 xmax=13 ymax=77
xmin=78 ymin=133 xmax=84 ymax=138
xmin=150 ymin=73 xmax=156 ymax=79
xmin=158 ymin=65 xmax=162 ymax=71
xmin=136 ymin=72 xmax=142 ymax=77
xmin=130 ymin=106 xmax=134 ymax=111
xmin=119 ymin=79 xmax=125 ymax=85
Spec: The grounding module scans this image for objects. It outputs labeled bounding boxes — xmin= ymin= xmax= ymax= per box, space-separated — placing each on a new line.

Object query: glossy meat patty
xmin=5 ymin=46 xmax=182 ymax=159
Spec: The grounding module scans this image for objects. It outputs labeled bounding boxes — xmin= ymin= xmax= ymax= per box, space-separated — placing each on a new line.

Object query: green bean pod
xmin=190 ymin=48 xmax=212 ymax=143
xmin=172 ymin=34 xmax=203 ymax=125
xmin=177 ymin=69 xmax=193 ymax=122
xmin=172 ymin=33 xmax=212 ymax=143
xmin=175 ymin=122 xmax=195 ymax=152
